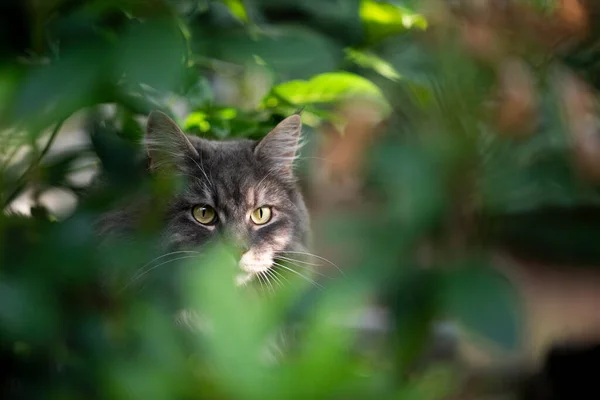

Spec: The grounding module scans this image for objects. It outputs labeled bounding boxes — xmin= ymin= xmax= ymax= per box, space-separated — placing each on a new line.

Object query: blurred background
xmin=2 ymin=0 xmax=600 ymax=398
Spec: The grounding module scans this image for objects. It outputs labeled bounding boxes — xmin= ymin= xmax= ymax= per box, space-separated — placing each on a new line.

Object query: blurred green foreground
xmin=2 ymin=0 xmax=600 ymax=399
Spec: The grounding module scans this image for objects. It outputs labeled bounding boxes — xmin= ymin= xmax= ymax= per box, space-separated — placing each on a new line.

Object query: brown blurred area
xmin=448 ymin=0 xmax=600 ymax=372
xmin=306 ymin=99 xmax=385 ymax=272
xmin=308 ymin=98 xmax=600 ymax=364
xmin=306 ymin=1 xmax=600 ymax=392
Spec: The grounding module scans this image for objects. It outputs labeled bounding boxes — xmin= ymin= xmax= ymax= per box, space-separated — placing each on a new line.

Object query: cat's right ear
xmin=145 ymin=110 xmax=199 ymax=171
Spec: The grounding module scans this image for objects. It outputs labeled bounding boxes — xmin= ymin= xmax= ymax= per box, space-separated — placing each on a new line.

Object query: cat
xmin=96 ymin=110 xmax=311 ymax=291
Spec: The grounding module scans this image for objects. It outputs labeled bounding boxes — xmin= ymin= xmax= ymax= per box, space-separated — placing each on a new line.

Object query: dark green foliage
xmin=2 ymin=0 xmax=600 ymax=398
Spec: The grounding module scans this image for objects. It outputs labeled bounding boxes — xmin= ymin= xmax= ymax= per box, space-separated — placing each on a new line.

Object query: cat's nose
xmin=227 ymin=241 xmax=247 ymax=259
xmin=222 ymin=228 xmax=249 ymax=258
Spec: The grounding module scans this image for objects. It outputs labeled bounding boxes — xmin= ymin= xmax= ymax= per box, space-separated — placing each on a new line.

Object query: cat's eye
xmin=250 ymin=206 xmax=272 ymax=225
xmin=192 ymin=205 xmax=217 ymax=225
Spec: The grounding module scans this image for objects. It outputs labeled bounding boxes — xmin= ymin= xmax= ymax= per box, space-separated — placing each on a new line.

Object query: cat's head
xmin=145 ymin=111 xmax=310 ymax=286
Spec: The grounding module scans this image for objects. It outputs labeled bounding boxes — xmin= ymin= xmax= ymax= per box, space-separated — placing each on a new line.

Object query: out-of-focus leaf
xmin=360 ymin=0 xmax=427 ymax=43
xmin=184 ymin=108 xmax=267 ymax=138
xmin=89 ymin=117 xmax=145 ymax=188
xmin=397 ymin=364 xmax=459 ymax=400
xmin=14 ymin=47 xmax=105 ymax=130
xmin=254 ymin=0 xmax=364 ymax=45
xmin=278 ymin=283 xmax=370 ymax=399
xmin=381 ymin=35 xmax=434 ymax=88
xmin=386 ymin=270 xmax=439 ymax=372
xmin=489 ymin=206 xmax=600 ymax=266
xmin=184 ymin=111 xmax=211 ymax=133
xmin=0 ymin=66 xmax=21 ymax=124
xmin=184 ymin=242 xmax=275 ymax=400
xmin=107 ymin=303 xmax=190 ymax=400
xmin=372 ymin=140 xmax=447 ymax=233
xmin=0 ymin=278 xmax=60 ymax=344
xmin=272 ymin=72 xmax=390 ymax=113
xmin=194 ymin=26 xmax=341 ymax=80
xmin=115 ymin=17 xmax=187 ymax=91
xmin=345 ymin=48 xmax=402 ymax=81
xmin=440 ymin=263 xmax=521 ymax=350
xmin=221 ymin=0 xmax=249 ymax=22
xmin=183 ymin=74 xmax=214 ymax=109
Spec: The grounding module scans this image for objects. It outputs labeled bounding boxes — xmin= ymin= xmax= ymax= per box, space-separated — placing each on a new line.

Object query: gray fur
xmin=96 ymin=111 xmax=310 ymax=284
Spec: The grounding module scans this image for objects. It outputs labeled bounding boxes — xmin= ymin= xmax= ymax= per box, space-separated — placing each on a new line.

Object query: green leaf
xmin=194 ymin=26 xmax=341 ymax=81
xmin=116 ymin=17 xmax=186 ymax=91
xmin=345 ymin=48 xmax=402 ymax=81
xmin=272 ymin=72 xmax=390 ymax=112
xmin=184 ymin=111 xmax=211 ymax=133
xmin=440 ymin=263 xmax=521 ymax=350
xmin=360 ymin=0 xmax=427 ymax=43
xmin=221 ymin=0 xmax=249 ymax=22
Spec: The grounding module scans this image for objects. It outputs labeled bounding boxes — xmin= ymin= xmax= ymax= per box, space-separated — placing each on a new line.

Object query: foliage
xmin=2 ymin=0 xmax=600 ymax=398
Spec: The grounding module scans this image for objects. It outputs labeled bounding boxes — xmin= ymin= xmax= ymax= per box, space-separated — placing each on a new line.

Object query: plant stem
xmin=3 ymin=120 xmax=65 ymax=208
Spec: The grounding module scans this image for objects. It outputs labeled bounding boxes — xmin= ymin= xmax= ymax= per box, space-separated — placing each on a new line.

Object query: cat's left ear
xmin=254 ymin=114 xmax=302 ymax=175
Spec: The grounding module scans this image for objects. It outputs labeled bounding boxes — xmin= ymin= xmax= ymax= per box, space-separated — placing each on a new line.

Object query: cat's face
xmin=146 ymin=111 xmax=309 ymax=286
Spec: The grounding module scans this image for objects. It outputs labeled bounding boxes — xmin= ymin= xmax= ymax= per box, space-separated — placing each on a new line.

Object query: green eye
xmin=192 ymin=205 xmax=217 ymax=225
xmin=250 ymin=206 xmax=272 ymax=225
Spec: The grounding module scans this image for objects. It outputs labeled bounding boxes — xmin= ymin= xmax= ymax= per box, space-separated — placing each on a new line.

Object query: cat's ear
xmin=145 ymin=110 xmax=199 ymax=171
xmin=254 ymin=114 xmax=302 ymax=175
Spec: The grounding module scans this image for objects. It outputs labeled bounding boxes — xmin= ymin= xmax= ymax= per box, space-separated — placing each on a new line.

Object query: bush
xmin=2 ymin=0 xmax=600 ymax=398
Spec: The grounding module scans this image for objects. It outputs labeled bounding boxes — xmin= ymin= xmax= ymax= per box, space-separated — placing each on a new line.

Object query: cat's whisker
xmin=183 ymin=152 xmax=213 ymax=188
xmin=278 ymin=251 xmax=344 ymax=275
xmin=132 ymin=250 xmax=202 ymax=281
xmin=256 ymin=168 xmax=279 ymax=189
xmin=149 ymin=147 xmax=213 ymax=190
xmin=266 ymin=268 xmax=284 ymax=288
xmin=272 ymin=262 xmax=324 ymax=290
xmin=208 ymin=167 xmax=215 ymax=190
xmin=260 ymin=271 xmax=275 ymax=293
xmin=174 ymin=172 xmax=211 ymax=192
xmin=270 ymin=268 xmax=290 ymax=286
xmin=255 ymin=272 xmax=265 ymax=291
xmin=121 ymin=255 xmax=199 ymax=292
xmin=265 ymin=272 xmax=277 ymax=292
xmin=274 ymin=255 xmax=322 ymax=267
xmin=294 ymin=156 xmax=333 ymax=163
xmin=274 ymin=258 xmax=331 ymax=279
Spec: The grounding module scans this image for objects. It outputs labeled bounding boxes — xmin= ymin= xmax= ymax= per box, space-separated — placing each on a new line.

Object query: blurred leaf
xmin=0 ymin=66 xmax=21 ymax=124
xmin=398 ymin=364 xmax=459 ymax=400
xmin=372 ymin=140 xmax=447 ymax=234
xmin=221 ymin=0 xmax=249 ymax=22
xmin=115 ymin=17 xmax=187 ymax=91
xmin=345 ymin=47 xmax=402 ymax=81
xmin=184 ymin=108 xmax=268 ymax=138
xmin=254 ymin=0 xmax=364 ymax=45
xmin=0 ymin=278 xmax=60 ymax=344
xmin=184 ymin=242 xmax=274 ymax=400
xmin=386 ymin=270 xmax=439 ymax=372
xmin=184 ymin=111 xmax=211 ymax=133
xmin=183 ymin=74 xmax=214 ymax=109
xmin=360 ymin=0 xmax=427 ymax=43
xmin=194 ymin=26 xmax=341 ymax=80
xmin=89 ymin=117 xmax=145 ymax=188
xmin=14 ymin=47 xmax=105 ymax=130
xmin=440 ymin=263 xmax=521 ymax=350
xmin=281 ymin=287 xmax=366 ymax=399
xmin=489 ymin=206 xmax=600 ymax=266
xmin=272 ymin=72 xmax=390 ymax=113
xmin=6 ymin=0 xmax=600 ymax=398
